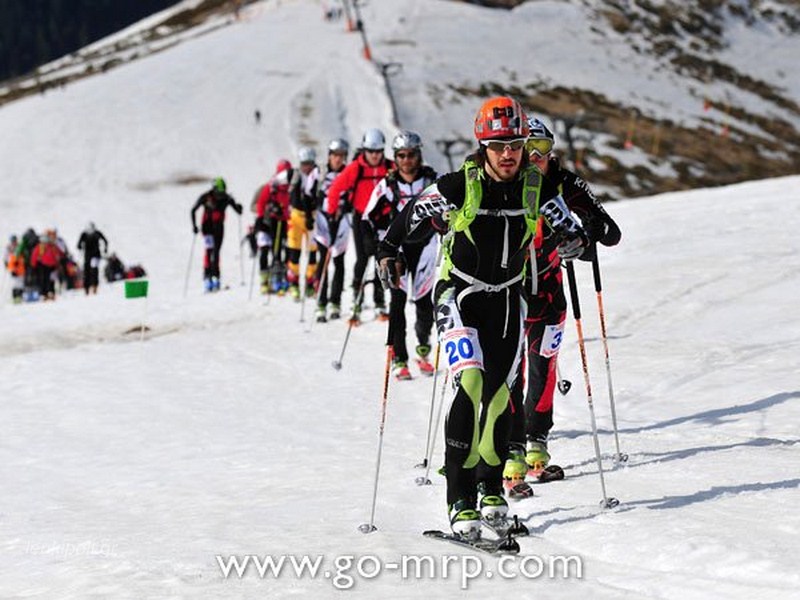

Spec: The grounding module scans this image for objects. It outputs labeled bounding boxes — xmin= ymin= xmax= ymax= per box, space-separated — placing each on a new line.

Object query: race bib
xmin=442 ymin=326 xmax=484 ymax=376
xmin=90 ymin=257 xmax=101 ymax=268
xmin=539 ymin=323 xmax=564 ymax=358
xmin=203 ymin=235 xmax=215 ymax=249
xmin=256 ymin=231 xmax=270 ymax=248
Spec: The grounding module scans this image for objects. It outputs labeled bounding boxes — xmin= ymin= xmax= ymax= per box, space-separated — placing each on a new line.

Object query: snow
xmin=1 ymin=1 xmax=799 ymax=598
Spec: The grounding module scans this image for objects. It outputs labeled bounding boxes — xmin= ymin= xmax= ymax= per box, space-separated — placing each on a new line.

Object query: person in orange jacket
xmin=324 ymin=128 xmax=395 ymax=322
xmin=30 ymin=229 xmax=64 ymax=300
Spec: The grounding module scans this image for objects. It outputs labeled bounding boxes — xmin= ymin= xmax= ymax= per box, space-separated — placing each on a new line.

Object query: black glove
xmin=556 ymin=234 xmax=588 ymax=261
xmin=541 ymin=196 xmax=589 ymax=261
xmin=192 ymin=224 xmax=199 ymax=235
xmin=378 ymin=253 xmax=406 ymax=290
xmin=305 ymin=212 xmax=315 ymax=231
xmin=235 ymin=203 xmax=243 ymax=215
xmin=582 ymin=216 xmax=608 ymax=244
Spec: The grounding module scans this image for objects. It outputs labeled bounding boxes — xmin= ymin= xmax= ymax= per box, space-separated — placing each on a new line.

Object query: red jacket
xmin=325 ymin=153 xmax=394 ymax=216
xmin=255 ymin=177 xmax=291 ymax=222
xmin=30 ymin=241 xmax=63 ymax=268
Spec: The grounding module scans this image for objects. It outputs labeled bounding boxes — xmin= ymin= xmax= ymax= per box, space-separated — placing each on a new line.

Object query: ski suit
xmin=379 ymin=154 xmax=572 ymax=507
xmin=509 ymin=157 xmax=621 ymax=448
xmin=314 ymin=162 xmax=347 ymax=309
xmin=365 ymin=165 xmax=438 ymax=363
xmin=325 ymin=152 xmax=394 ymax=307
xmin=77 ymin=228 xmax=109 ymax=292
xmin=286 ymin=165 xmax=320 ymax=289
xmin=191 ymin=189 xmax=243 ymax=282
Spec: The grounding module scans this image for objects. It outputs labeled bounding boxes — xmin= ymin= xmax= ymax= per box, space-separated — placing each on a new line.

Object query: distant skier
xmin=4 ymin=234 xmax=24 ymax=303
xmin=286 ymin=146 xmax=320 ymax=300
xmin=252 ymin=160 xmax=292 ymax=294
xmin=365 ymin=130 xmax=438 ymax=380
xmin=30 ymin=229 xmax=64 ymax=300
xmin=77 ymin=222 xmax=109 ymax=294
xmin=313 ymin=138 xmax=349 ymax=321
xmin=324 ymin=128 xmax=395 ymax=322
xmin=191 ymin=177 xmax=243 ymax=292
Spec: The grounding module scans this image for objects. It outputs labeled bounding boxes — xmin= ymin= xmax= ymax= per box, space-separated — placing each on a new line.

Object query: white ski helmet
xmin=527 ymin=117 xmax=555 ymax=142
xmin=360 ymin=128 xmax=386 ymax=151
xmin=328 ymin=138 xmax=349 ymax=154
xmin=298 ymin=146 xmax=317 ymax=164
xmin=391 ymin=130 xmax=423 ymax=153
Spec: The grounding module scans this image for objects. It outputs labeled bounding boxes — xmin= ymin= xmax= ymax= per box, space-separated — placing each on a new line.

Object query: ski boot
xmin=203 ymin=278 xmax=214 ymax=293
xmin=288 ymin=284 xmax=301 ymax=301
xmin=415 ymin=344 xmax=435 ymax=376
xmin=329 ymin=304 xmax=341 ymax=320
xmin=305 ymin=278 xmax=317 ymax=298
xmin=211 ymin=277 xmax=221 ymax=291
xmin=375 ymin=301 xmax=389 ymax=322
xmin=348 ymin=303 xmax=362 ymax=326
xmin=315 ymin=305 xmax=327 ymax=323
xmin=525 ymin=440 xmax=551 ymax=476
xmin=449 ymin=499 xmax=481 ymax=539
xmin=502 ymin=447 xmax=528 ymax=488
xmin=393 ymin=360 xmax=412 ymax=381
xmin=478 ymin=483 xmax=509 ymax=522
xmin=259 ymin=272 xmax=270 ymax=295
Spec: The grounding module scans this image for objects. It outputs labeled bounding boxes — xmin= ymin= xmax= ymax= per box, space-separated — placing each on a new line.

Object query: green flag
xmin=124 ymin=279 xmax=149 ymax=299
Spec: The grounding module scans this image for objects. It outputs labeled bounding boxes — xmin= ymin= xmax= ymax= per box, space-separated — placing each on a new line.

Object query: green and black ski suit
xmin=379 ymin=155 xmax=578 ymax=507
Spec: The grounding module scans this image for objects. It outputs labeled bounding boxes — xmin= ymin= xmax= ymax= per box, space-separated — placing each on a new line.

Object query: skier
xmin=365 ymin=130 xmax=438 ymax=380
xmin=17 ymin=227 xmax=40 ymax=301
xmin=190 ymin=177 xmax=243 ymax=292
xmin=504 ymin=117 xmax=622 ymax=483
xmin=325 ymin=128 xmax=395 ymax=323
xmin=30 ymin=229 xmax=64 ymax=300
xmin=252 ymin=160 xmax=292 ymax=295
xmin=286 ymin=146 xmax=320 ymax=300
xmin=4 ymin=235 xmax=24 ymax=303
xmin=377 ymin=97 xmax=588 ymax=536
xmin=77 ymin=222 xmax=109 ymax=294
xmin=313 ymin=138 xmax=349 ymax=322
xmin=104 ymin=252 xmax=126 ymax=282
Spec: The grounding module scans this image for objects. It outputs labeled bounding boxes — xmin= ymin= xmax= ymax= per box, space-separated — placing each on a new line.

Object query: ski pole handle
xmin=592 ymin=253 xmax=602 ymax=293
xmin=565 ymin=261 xmax=581 ymax=320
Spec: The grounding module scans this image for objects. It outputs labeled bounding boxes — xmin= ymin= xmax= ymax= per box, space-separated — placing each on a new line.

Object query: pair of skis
xmin=505 ymin=464 xmax=566 ymax=500
xmin=424 ymin=514 xmax=529 ymax=555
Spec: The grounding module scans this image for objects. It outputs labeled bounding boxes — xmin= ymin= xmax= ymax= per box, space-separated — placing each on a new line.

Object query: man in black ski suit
xmin=77 ymin=222 xmax=109 ymax=294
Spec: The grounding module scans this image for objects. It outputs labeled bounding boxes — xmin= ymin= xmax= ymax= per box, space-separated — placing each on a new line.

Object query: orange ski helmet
xmin=473 ymin=96 xmax=529 ymax=141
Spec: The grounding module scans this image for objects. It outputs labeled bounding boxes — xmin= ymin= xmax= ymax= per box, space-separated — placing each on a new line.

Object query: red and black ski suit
xmin=325 ymin=152 xmax=394 ymax=306
xmin=191 ymin=189 xmax=242 ymax=280
xmin=509 ymin=157 xmax=621 ymax=449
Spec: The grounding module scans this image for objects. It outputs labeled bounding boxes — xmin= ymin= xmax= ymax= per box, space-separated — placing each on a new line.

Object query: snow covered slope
xmin=1 ymin=1 xmax=799 ymax=598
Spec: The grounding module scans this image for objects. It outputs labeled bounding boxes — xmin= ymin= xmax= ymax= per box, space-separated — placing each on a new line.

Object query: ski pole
xmin=247 ymin=242 xmax=258 ymax=301
xmin=415 ymin=342 xmax=441 ymax=469
xmin=182 ymin=233 xmax=197 ymax=298
xmin=592 ymin=253 xmax=627 ymax=464
xmin=331 ymin=257 xmax=370 ymax=370
xmin=415 ymin=368 xmax=450 ymax=486
xmin=265 ymin=220 xmax=283 ymax=306
xmin=565 ymin=260 xmax=619 ymax=509
xmin=237 ymin=213 xmax=245 ymax=286
xmin=305 ymin=245 xmax=332 ymax=334
xmin=359 ymin=309 xmax=396 ymax=533
xmin=299 ymin=234 xmax=309 ymax=323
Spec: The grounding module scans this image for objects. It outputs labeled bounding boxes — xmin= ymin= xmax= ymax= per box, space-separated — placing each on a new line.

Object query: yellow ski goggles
xmin=525 ymin=138 xmax=554 ymax=156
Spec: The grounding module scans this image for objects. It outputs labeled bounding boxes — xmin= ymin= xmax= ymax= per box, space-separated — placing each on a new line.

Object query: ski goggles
xmin=480 ymin=137 xmax=528 ymax=153
xmin=525 ymin=138 xmax=554 ymax=156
